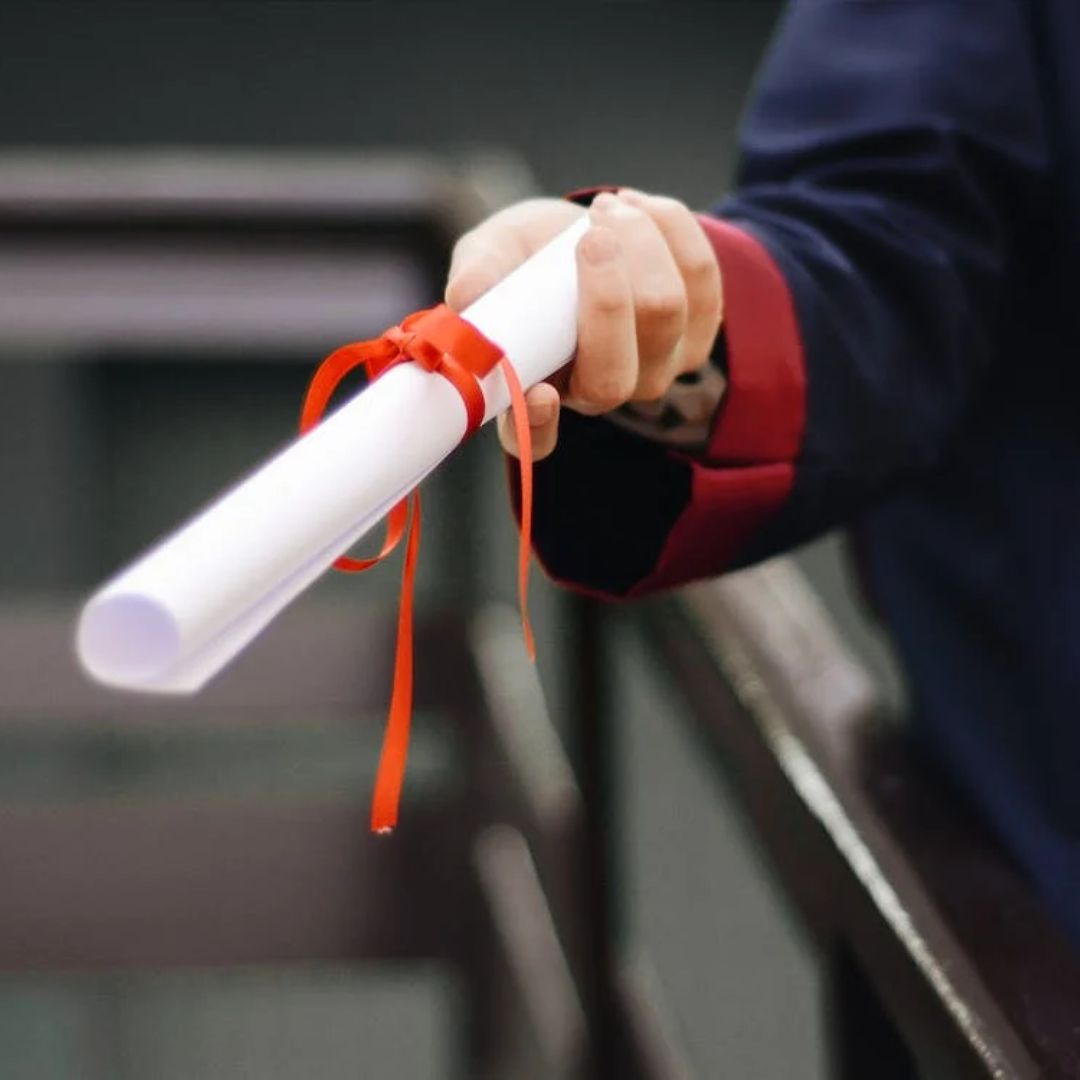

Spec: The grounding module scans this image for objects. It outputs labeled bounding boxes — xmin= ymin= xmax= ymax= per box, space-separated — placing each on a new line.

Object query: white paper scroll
xmin=77 ymin=216 xmax=590 ymax=693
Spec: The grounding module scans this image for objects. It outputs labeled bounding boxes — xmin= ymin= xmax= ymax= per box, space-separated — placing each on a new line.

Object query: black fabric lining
xmin=675 ymin=370 xmax=703 ymax=385
xmin=530 ymin=408 xmax=691 ymax=596
xmin=710 ymin=327 xmax=729 ymax=375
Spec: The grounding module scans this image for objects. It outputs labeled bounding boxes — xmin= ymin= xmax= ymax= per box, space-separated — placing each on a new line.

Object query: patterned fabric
xmin=607 ymin=344 xmax=728 ymax=452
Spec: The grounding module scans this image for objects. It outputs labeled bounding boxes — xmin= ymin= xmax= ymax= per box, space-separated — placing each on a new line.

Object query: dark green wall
xmin=0 ymin=3 xmax=779 ymax=205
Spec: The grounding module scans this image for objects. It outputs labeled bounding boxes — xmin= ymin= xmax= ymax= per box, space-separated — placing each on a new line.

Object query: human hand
xmin=444 ymin=189 xmax=724 ymax=459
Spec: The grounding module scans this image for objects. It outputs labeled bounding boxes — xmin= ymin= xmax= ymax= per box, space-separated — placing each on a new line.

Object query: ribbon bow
xmin=300 ymin=303 xmax=535 ymax=833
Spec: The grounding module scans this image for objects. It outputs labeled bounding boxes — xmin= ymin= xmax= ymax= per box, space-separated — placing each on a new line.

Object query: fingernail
xmin=618 ymin=187 xmax=647 ymax=204
xmin=581 ymin=226 xmax=619 ymax=263
xmin=592 ymin=191 xmax=619 ymax=213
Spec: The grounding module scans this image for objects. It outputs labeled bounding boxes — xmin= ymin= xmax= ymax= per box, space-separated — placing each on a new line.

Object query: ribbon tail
xmin=302 ymin=338 xmax=410 ymax=576
xmin=299 ymin=340 xmax=395 ymax=434
xmin=334 ymin=498 xmax=409 ymax=574
xmin=370 ymin=491 xmax=423 ymax=834
xmin=301 ymin=308 xmax=539 ymax=834
xmin=499 ymin=358 xmax=536 ymax=661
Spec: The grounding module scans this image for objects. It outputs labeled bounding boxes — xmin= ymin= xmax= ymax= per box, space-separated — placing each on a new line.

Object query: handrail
xmin=639 ymin=557 xmax=1080 ymax=1077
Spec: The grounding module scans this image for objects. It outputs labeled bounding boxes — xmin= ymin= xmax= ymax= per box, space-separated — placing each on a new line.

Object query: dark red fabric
xmin=627 ymin=463 xmax=795 ymax=594
xmin=699 ymin=217 xmax=806 ymax=465
xmin=564 ymin=185 xmax=620 ymax=207
xmin=621 ymin=217 xmax=807 ymax=594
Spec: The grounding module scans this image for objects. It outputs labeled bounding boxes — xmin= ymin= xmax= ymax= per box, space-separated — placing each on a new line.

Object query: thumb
xmin=498 ymin=382 xmax=560 ymax=460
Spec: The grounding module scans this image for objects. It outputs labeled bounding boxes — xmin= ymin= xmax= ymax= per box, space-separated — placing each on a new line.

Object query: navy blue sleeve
xmin=524 ymin=0 xmax=1049 ymax=598
xmin=720 ymin=0 xmax=1049 ymax=564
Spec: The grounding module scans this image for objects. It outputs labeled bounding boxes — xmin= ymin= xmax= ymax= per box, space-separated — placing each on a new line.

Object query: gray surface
xmin=0 ymin=242 xmax=427 ymax=352
xmin=0 ymin=5 xmax=899 ymax=1077
xmin=0 ymin=968 xmax=456 ymax=1080
xmin=0 ymin=712 xmax=452 ymax=803
xmin=795 ymin=536 xmax=908 ymax=714
xmin=0 ymin=3 xmax=780 ymax=209
xmin=0 ymin=368 xmax=874 ymax=1079
xmin=618 ymin=618 xmax=827 ymax=1079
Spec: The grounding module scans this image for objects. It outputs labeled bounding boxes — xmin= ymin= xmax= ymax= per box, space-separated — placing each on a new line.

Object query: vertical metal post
xmin=566 ymin=593 xmax=621 ymax=1077
xmin=826 ymin=944 xmax=919 ymax=1080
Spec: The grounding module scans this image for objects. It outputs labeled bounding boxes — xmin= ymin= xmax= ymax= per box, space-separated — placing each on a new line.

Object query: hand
xmin=444 ymin=189 xmax=724 ymax=459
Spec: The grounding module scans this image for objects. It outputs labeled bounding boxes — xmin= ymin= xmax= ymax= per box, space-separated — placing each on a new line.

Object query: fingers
xmin=445 ymin=234 xmax=523 ymax=314
xmin=588 ymin=192 xmax=687 ymax=400
xmin=447 ymin=189 xmax=724 ymax=462
xmin=446 ymin=198 xmax=585 ymax=312
xmin=498 ymin=382 xmax=561 ymax=460
xmin=565 ymin=223 xmax=639 ymax=415
xmin=618 ymin=188 xmax=723 ymax=374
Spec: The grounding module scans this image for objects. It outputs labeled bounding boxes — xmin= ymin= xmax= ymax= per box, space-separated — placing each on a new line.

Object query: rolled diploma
xmin=77 ymin=216 xmax=590 ymax=693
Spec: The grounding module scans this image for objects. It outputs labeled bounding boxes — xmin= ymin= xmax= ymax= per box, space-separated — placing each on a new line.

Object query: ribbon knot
xmin=300 ymin=303 xmax=535 ymax=834
xmin=381 ymin=321 xmax=437 ymax=371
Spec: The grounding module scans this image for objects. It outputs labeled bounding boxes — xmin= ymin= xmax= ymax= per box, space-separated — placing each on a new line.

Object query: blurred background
xmin=0 ymin=4 xmax=904 ymax=1078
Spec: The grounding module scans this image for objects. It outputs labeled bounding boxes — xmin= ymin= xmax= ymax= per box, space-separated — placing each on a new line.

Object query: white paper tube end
xmin=76 ymin=594 xmax=181 ymax=689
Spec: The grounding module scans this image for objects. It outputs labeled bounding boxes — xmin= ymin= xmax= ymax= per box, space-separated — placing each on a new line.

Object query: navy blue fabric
xmin=719 ymin=0 xmax=1080 ymax=940
xmin=529 ymin=408 xmax=691 ymax=595
xmin=528 ymin=0 xmax=1080 ymax=939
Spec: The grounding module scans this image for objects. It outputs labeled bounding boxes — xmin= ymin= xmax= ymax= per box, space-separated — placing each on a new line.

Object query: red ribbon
xmin=300 ymin=303 xmax=535 ymax=833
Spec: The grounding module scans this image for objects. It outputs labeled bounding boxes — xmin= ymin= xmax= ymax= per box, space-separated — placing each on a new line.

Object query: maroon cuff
xmin=623 ymin=217 xmax=807 ymax=595
xmin=627 ymin=463 xmax=795 ymax=594
xmin=564 ymin=185 xmax=620 ymax=207
xmin=511 ymin=205 xmax=809 ymax=601
xmin=695 ymin=215 xmax=806 ymax=464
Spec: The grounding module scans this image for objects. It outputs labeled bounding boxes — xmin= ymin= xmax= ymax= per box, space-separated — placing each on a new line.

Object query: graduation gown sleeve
xmin=524 ymin=0 xmax=1048 ymax=598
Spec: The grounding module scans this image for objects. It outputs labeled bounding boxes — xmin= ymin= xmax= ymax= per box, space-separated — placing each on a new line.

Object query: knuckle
xmin=590 ymin=289 xmax=628 ymax=317
xmin=636 ymin=370 xmax=674 ymax=402
xmin=576 ymin=371 xmax=633 ymax=412
xmin=637 ymin=287 xmax=686 ymax=326
xmin=649 ymin=194 xmax=689 ymax=221
xmin=685 ymin=251 xmax=720 ymax=284
xmin=448 ymin=240 xmax=486 ymax=281
xmin=444 ymin=273 xmax=471 ymax=303
xmin=601 ymin=200 xmax=646 ymax=228
xmin=450 ymin=228 xmax=484 ymax=264
xmin=593 ymin=382 xmax=634 ymax=412
xmin=449 ymin=232 xmax=472 ymax=263
xmin=577 ymin=227 xmax=610 ymax=262
xmin=446 ymin=243 xmax=514 ymax=309
xmin=614 ymin=198 xmax=647 ymax=219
